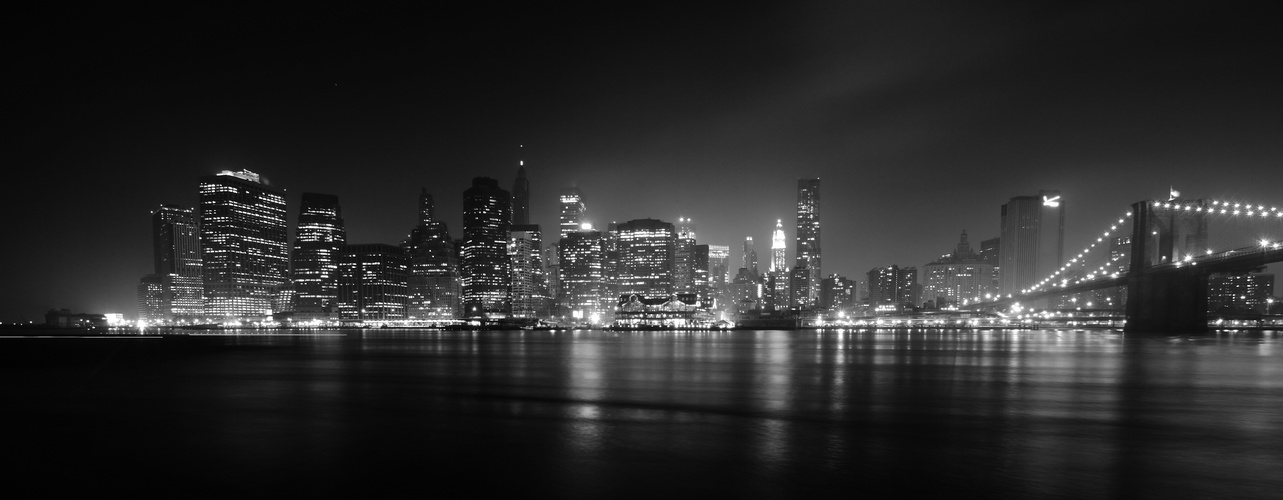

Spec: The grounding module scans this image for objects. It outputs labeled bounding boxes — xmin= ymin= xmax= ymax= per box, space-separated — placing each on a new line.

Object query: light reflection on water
xmin=3 ymin=328 xmax=1282 ymax=498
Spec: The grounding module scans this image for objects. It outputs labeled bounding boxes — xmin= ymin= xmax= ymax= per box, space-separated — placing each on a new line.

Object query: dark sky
xmin=4 ymin=3 xmax=1282 ymax=321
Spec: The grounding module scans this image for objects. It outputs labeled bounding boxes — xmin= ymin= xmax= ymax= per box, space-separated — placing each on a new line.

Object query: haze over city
xmin=4 ymin=3 xmax=1281 ymax=321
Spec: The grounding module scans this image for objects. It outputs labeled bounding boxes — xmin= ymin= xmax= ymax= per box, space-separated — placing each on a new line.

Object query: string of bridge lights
xmin=1021 ymin=198 xmax=1282 ymax=296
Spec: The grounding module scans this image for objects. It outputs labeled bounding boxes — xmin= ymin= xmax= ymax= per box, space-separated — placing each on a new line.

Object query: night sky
xmin=4 ymin=3 xmax=1281 ymax=321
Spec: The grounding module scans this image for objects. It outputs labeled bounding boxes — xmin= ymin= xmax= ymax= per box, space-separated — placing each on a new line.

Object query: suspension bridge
xmin=967 ymin=196 xmax=1283 ymax=331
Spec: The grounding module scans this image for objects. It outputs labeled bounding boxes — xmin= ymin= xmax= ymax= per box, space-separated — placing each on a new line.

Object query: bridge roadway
xmin=968 ymin=243 xmax=1283 ymax=330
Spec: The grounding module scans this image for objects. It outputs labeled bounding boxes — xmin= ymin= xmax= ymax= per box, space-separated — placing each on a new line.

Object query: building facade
xmin=404 ymin=189 xmax=460 ymax=319
xmin=795 ymin=178 xmax=821 ymax=308
xmin=198 ymin=170 xmax=289 ymax=320
xmin=291 ymin=193 xmax=346 ymax=317
xmin=616 ymin=218 xmax=676 ymax=298
xmin=559 ymin=229 xmax=609 ymax=322
xmin=559 ymin=187 xmax=585 ymax=239
xmin=139 ymin=204 xmax=204 ymax=323
xmin=509 ymin=224 xmax=551 ymax=318
xmin=338 ymin=244 xmax=409 ymax=321
xmin=461 ymin=177 xmax=512 ymax=317
xmin=999 ymin=191 xmax=1064 ymax=296
xmin=921 ymin=230 xmax=998 ymax=308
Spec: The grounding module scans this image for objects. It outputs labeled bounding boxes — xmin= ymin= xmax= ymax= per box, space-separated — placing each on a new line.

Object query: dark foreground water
xmin=3 ymin=329 xmax=1282 ymax=499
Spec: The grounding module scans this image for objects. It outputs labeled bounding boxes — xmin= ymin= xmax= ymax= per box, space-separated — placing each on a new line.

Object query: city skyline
xmin=4 ymin=4 xmax=1283 ymax=321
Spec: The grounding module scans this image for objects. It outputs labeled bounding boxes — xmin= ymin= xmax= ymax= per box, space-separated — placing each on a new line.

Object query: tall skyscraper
xmin=559 ymin=229 xmax=608 ymax=321
xmin=198 ymin=170 xmax=288 ymax=319
xmin=461 ymin=177 xmax=512 ymax=317
xmin=337 ymin=244 xmax=409 ymax=321
xmin=708 ymin=245 xmax=730 ymax=286
xmin=559 ymin=187 xmax=585 ymax=239
xmin=509 ymin=224 xmax=551 ymax=318
xmin=139 ymin=204 xmax=204 ymax=323
xmin=512 ymin=161 xmax=530 ymax=225
xmin=770 ymin=219 xmax=787 ymax=272
xmin=674 ymin=217 xmax=697 ymax=294
xmin=998 ymin=190 xmax=1065 ymax=295
xmin=617 ymin=218 xmax=676 ymax=298
xmin=742 ymin=237 xmax=759 ymax=276
xmin=404 ymin=189 xmax=460 ymax=319
xmin=291 ymin=193 xmax=346 ymax=316
xmin=795 ymin=178 xmax=821 ymax=308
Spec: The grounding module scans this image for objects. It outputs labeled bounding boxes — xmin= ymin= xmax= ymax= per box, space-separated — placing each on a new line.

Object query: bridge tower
xmin=1125 ymin=200 xmax=1210 ymax=332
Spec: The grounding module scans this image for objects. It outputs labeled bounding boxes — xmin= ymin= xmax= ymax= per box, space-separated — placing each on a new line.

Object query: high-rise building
xmin=921 ymin=230 xmax=997 ymax=307
xmin=139 ymin=204 xmax=204 ymax=323
xmin=674 ymin=217 xmax=697 ymax=294
xmin=559 ymin=229 xmax=608 ymax=322
xmin=867 ymin=265 xmax=919 ymax=310
xmin=509 ymin=224 xmax=551 ymax=318
xmin=1208 ymin=272 xmax=1275 ymax=315
xmin=559 ymin=187 xmax=585 ymax=239
xmin=795 ymin=178 xmax=821 ymax=308
xmin=337 ymin=244 xmax=409 ymax=321
xmin=820 ymin=274 xmax=854 ymax=310
xmin=742 ymin=237 xmax=759 ymax=276
xmin=692 ymin=244 xmax=711 ymax=304
xmin=708 ymin=245 xmax=730 ymax=286
xmin=999 ymin=191 xmax=1064 ymax=296
xmin=291 ymin=193 xmax=346 ymax=316
xmin=617 ymin=218 xmax=676 ymax=298
xmin=770 ymin=219 xmax=786 ymax=272
xmin=512 ymin=162 xmax=530 ymax=225
xmin=461 ymin=177 xmax=512 ymax=317
xmin=198 ymin=170 xmax=288 ymax=319
xmin=404 ymin=189 xmax=460 ymax=319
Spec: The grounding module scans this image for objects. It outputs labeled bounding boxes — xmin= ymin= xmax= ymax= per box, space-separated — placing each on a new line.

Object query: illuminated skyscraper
xmin=461 ymin=177 xmax=512 ymax=317
xmin=198 ymin=170 xmax=288 ymax=319
xmin=921 ymin=230 xmax=997 ymax=308
xmin=139 ymin=204 xmax=204 ymax=323
xmin=512 ymin=161 xmax=530 ymax=225
xmin=617 ymin=218 xmax=676 ymax=298
xmin=867 ymin=265 xmax=919 ymax=310
xmin=509 ymin=224 xmax=551 ymax=318
xmin=404 ymin=189 xmax=460 ymax=319
xmin=559 ymin=187 xmax=585 ymax=239
xmin=674 ymin=217 xmax=697 ymax=294
xmin=559 ymin=229 xmax=608 ymax=321
xmin=337 ymin=244 xmax=409 ymax=321
xmin=770 ymin=219 xmax=787 ymax=272
xmin=795 ymin=178 xmax=821 ymax=308
xmin=742 ymin=237 xmax=759 ymax=276
xmin=998 ymin=191 xmax=1064 ymax=295
xmin=708 ymin=245 xmax=730 ymax=286
xmin=291 ymin=193 xmax=345 ymax=316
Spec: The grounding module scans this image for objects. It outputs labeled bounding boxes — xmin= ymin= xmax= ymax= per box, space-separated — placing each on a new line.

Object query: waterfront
xmin=3 ymin=329 xmax=1282 ymax=498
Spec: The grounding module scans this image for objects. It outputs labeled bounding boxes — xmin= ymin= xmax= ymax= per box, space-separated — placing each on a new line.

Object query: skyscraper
xmin=617 ymin=218 xmax=676 ymax=298
xmin=867 ymin=265 xmax=919 ymax=310
xmin=337 ymin=244 xmax=409 ymax=321
xmin=708 ymin=245 xmax=730 ymax=286
xmin=795 ymin=178 xmax=821 ymax=308
xmin=770 ymin=219 xmax=787 ymax=272
xmin=139 ymin=204 xmax=204 ymax=323
xmin=742 ymin=237 xmax=759 ymax=276
xmin=509 ymin=224 xmax=551 ymax=318
xmin=559 ymin=187 xmax=585 ymax=239
xmin=461 ymin=177 xmax=512 ymax=317
xmin=998 ymin=191 xmax=1065 ymax=295
xmin=198 ymin=169 xmax=288 ymax=319
xmin=674 ymin=217 xmax=697 ymax=294
xmin=559 ymin=229 xmax=608 ymax=322
xmin=512 ymin=161 xmax=530 ymax=225
xmin=404 ymin=189 xmax=460 ymax=319
xmin=291 ymin=193 xmax=346 ymax=316
xmin=921 ymin=230 xmax=997 ymax=307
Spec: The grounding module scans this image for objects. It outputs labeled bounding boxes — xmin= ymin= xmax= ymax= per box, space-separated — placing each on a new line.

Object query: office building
xmin=337 ymin=244 xmax=409 ymax=321
xmin=770 ymin=219 xmax=786 ymax=273
xmin=820 ymin=274 xmax=855 ymax=311
xmin=674 ymin=217 xmax=697 ymax=294
xmin=742 ymin=237 xmax=759 ymax=276
xmin=1208 ymin=273 xmax=1275 ymax=315
xmin=404 ymin=189 xmax=460 ymax=319
xmin=708 ymin=245 xmax=730 ymax=286
xmin=921 ymin=230 xmax=997 ymax=307
xmin=198 ymin=169 xmax=289 ymax=319
xmin=795 ymin=178 xmax=821 ymax=308
xmin=461 ymin=177 xmax=512 ymax=317
xmin=999 ymin=190 xmax=1064 ymax=295
xmin=291 ymin=193 xmax=346 ymax=316
xmin=559 ymin=229 xmax=608 ymax=322
xmin=559 ymin=187 xmax=585 ymax=239
xmin=868 ymin=265 xmax=919 ymax=311
xmin=616 ymin=218 xmax=676 ymax=298
xmin=509 ymin=224 xmax=551 ymax=318
xmin=138 ymin=204 xmax=204 ymax=323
